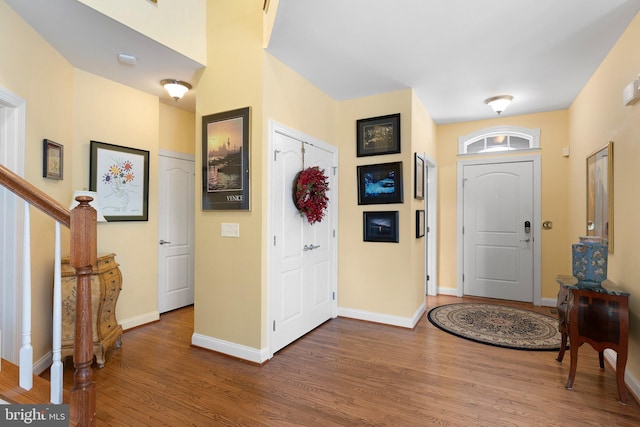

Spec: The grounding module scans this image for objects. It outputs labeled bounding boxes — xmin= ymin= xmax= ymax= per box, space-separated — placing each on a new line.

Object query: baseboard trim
xmin=191 ymin=333 xmax=268 ymax=364
xmin=540 ymin=297 xmax=556 ymax=307
xmin=338 ymin=302 xmax=426 ymax=329
xmin=33 ymin=352 xmax=52 ymax=376
xmin=603 ymin=349 xmax=640 ymax=404
xmin=120 ymin=311 xmax=160 ymax=331
xmin=437 ymin=287 xmax=458 ymax=296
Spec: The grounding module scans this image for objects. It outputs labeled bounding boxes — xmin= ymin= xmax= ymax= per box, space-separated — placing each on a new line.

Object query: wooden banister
xmin=0 ymin=164 xmax=96 ymax=426
xmin=0 ymin=164 xmax=70 ymax=227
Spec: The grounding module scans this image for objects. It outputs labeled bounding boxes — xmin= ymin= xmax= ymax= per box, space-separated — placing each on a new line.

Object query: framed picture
xmin=202 ymin=107 xmax=250 ymax=211
xmin=89 ymin=140 xmax=150 ymax=221
xmin=363 ymin=211 xmax=399 ymax=243
xmin=357 ymin=161 xmax=403 ymax=205
xmin=356 ymin=113 xmax=400 ymax=157
xmin=43 ymin=139 xmax=63 ymax=180
xmin=416 ymin=209 xmax=425 ymax=238
xmin=414 ymin=153 xmax=424 ymax=200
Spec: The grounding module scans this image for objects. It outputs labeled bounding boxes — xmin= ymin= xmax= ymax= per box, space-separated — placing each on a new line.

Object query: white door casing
xmin=158 ymin=151 xmax=195 ymax=313
xmin=0 ymin=87 xmax=26 ymax=363
xmin=269 ymin=122 xmax=337 ymax=356
xmin=457 ymin=155 xmax=542 ymax=305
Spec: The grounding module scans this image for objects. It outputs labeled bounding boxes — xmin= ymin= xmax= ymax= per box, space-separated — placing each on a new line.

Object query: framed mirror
xmin=586 ymin=141 xmax=614 ymax=252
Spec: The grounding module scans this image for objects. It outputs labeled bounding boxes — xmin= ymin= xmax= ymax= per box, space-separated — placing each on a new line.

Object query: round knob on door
xmin=159 ymin=240 xmax=172 ymax=245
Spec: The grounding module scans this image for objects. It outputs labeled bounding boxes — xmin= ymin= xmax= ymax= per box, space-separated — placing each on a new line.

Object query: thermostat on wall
xmin=623 ymin=80 xmax=639 ymax=106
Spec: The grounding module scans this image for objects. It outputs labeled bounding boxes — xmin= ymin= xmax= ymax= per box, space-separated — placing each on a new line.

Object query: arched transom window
xmin=458 ymin=126 xmax=540 ymax=155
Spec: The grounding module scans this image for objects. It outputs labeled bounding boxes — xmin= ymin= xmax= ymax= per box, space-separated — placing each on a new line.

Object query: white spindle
xmin=19 ymin=200 xmax=32 ymax=390
xmin=50 ymin=221 xmax=63 ymax=403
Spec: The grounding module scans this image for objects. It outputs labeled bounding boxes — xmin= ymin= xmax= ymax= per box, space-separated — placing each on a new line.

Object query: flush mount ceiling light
xmin=484 ymin=95 xmax=513 ymax=115
xmin=161 ymin=79 xmax=192 ymax=101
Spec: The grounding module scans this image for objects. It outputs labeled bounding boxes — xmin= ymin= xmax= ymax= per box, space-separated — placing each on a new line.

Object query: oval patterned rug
xmin=427 ymin=303 xmax=563 ymax=351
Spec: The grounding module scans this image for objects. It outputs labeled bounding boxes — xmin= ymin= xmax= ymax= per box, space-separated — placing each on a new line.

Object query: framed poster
xmin=43 ymin=139 xmax=63 ymax=180
xmin=356 ymin=113 xmax=400 ymax=157
xmin=416 ymin=209 xmax=425 ymax=238
xmin=414 ymin=153 xmax=424 ymax=200
xmin=363 ymin=211 xmax=399 ymax=243
xmin=202 ymin=107 xmax=250 ymax=210
xmin=89 ymin=140 xmax=150 ymax=221
xmin=357 ymin=161 xmax=403 ymax=205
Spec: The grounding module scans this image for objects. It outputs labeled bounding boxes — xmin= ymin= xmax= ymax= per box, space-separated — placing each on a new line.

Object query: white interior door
xmin=463 ymin=161 xmax=533 ymax=302
xmin=158 ymin=153 xmax=195 ymax=313
xmin=270 ymin=128 xmax=337 ymax=354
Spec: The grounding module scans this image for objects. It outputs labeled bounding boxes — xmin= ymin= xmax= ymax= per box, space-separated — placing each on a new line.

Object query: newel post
xmin=69 ymin=196 xmax=97 ymax=427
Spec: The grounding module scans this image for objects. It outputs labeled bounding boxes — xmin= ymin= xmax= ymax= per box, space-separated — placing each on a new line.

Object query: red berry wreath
xmin=293 ymin=166 xmax=329 ymax=224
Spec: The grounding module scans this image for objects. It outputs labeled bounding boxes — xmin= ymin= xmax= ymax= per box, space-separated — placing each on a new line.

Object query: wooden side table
xmin=61 ymin=253 xmax=123 ymax=368
xmin=555 ymin=275 xmax=630 ymax=403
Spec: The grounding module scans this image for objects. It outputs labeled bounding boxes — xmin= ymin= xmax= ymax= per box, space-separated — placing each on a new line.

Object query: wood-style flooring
xmin=54 ymin=295 xmax=640 ymax=426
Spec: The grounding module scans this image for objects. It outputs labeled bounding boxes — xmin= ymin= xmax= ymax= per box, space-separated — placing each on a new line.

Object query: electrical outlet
xmin=221 ymin=223 xmax=240 ymax=237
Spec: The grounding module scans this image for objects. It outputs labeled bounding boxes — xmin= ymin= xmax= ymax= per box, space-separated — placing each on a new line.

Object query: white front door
xmin=158 ymin=153 xmax=195 ymax=313
xmin=462 ymin=161 xmax=534 ymax=302
xmin=270 ymin=127 xmax=337 ymax=354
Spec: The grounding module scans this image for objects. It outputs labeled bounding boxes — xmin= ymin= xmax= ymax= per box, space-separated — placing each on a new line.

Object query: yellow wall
xmin=337 ymin=89 xmax=429 ymax=318
xmin=194 ymin=0 xmax=265 ymax=348
xmin=159 ymin=103 xmax=196 ymax=155
xmin=436 ymin=111 xmax=571 ymax=299
xmin=568 ymin=11 xmax=640 ymax=382
xmin=0 ymin=0 xmax=74 ymax=360
xmin=72 ymin=69 xmax=161 ymax=327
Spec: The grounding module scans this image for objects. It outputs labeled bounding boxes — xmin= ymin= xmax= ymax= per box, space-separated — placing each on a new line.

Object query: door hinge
xmin=427 ymin=275 xmax=430 ymax=281
xmin=332 ymin=166 xmax=337 ymax=176
xmin=427 ymin=226 xmax=430 ymax=233
xmin=274 ymin=149 xmax=280 ymax=161
xmin=462 ymin=226 xmax=464 ymax=234
xmin=462 ymin=274 xmax=465 ymax=282
xmin=273 ymin=320 xmax=276 ymax=331
xmin=273 ymin=235 xmax=276 ymax=246
xmin=332 ymin=292 xmax=336 ymax=301
xmin=333 ymin=229 xmax=336 ymax=238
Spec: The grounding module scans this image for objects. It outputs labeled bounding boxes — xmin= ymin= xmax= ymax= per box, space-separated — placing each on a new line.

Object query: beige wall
xmin=194 ymin=0 xmax=265 ymax=349
xmin=436 ymin=111 xmax=571 ymax=299
xmin=159 ymin=103 xmax=196 ymax=155
xmin=72 ymin=69 xmax=161 ymax=327
xmin=568 ymin=12 xmax=640 ymax=382
xmin=337 ymin=89 xmax=429 ymax=318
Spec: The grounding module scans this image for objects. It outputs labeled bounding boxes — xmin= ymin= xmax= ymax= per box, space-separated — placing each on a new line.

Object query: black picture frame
xmin=356 ymin=113 xmax=400 ymax=157
xmin=357 ymin=161 xmax=403 ymax=205
xmin=43 ymin=139 xmax=63 ymax=180
xmin=202 ymin=107 xmax=250 ymax=211
xmin=89 ymin=140 xmax=150 ymax=221
xmin=414 ymin=153 xmax=424 ymax=200
xmin=416 ymin=209 xmax=425 ymax=238
xmin=363 ymin=211 xmax=399 ymax=243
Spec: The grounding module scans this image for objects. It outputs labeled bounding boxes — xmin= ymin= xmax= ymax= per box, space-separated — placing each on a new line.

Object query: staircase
xmin=0 ymin=163 xmax=97 ymax=426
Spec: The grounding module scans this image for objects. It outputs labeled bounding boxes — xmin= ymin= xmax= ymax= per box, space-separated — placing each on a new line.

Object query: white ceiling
xmin=267 ymin=0 xmax=640 ymax=124
xmin=7 ymin=0 xmax=640 ymax=123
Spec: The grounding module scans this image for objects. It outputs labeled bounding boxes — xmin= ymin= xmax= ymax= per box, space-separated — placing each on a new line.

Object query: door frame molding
xmin=456 ymin=154 xmax=541 ymax=305
xmin=0 ymin=87 xmax=26 ymax=363
xmin=424 ymin=153 xmax=438 ymax=296
xmin=267 ymin=120 xmax=338 ymax=359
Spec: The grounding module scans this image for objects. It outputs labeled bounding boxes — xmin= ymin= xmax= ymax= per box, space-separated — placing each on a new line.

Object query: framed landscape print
xmin=357 ymin=161 xmax=403 ymax=205
xmin=202 ymin=107 xmax=250 ymax=211
xmin=43 ymin=139 xmax=63 ymax=180
xmin=356 ymin=113 xmax=400 ymax=157
xmin=363 ymin=211 xmax=399 ymax=243
xmin=89 ymin=140 xmax=150 ymax=221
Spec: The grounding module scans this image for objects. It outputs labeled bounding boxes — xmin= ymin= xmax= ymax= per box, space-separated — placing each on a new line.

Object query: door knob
xmin=159 ymin=240 xmax=171 ymax=245
xmin=303 ymin=244 xmax=320 ymax=251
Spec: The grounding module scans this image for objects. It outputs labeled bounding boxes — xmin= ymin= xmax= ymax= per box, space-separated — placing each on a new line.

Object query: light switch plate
xmin=221 ymin=223 xmax=240 ymax=237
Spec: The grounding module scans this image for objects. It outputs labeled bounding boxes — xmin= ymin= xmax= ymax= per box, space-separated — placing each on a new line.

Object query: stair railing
xmin=0 ymin=163 xmax=97 ymax=426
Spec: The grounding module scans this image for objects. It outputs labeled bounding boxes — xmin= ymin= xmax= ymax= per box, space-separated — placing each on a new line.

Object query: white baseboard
xmin=338 ymin=302 xmax=426 ymax=329
xmin=120 ymin=311 xmax=160 ymax=331
xmin=437 ymin=286 xmax=458 ymax=296
xmin=191 ymin=333 xmax=269 ymax=364
xmin=603 ymin=349 xmax=640 ymax=403
xmin=540 ymin=297 xmax=556 ymax=307
xmin=33 ymin=351 xmax=52 ymax=376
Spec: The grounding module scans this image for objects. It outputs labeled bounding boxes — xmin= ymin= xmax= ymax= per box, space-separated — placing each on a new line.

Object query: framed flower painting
xmin=89 ymin=140 xmax=150 ymax=221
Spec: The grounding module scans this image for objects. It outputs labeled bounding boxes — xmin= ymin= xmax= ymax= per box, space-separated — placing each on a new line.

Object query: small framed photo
xmin=90 ymin=140 xmax=150 ymax=221
xmin=416 ymin=209 xmax=425 ymax=238
xmin=43 ymin=139 xmax=63 ymax=180
xmin=202 ymin=107 xmax=250 ymax=211
xmin=357 ymin=161 xmax=403 ymax=205
xmin=364 ymin=211 xmax=399 ymax=243
xmin=414 ymin=153 xmax=424 ymax=200
xmin=356 ymin=113 xmax=400 ymax=157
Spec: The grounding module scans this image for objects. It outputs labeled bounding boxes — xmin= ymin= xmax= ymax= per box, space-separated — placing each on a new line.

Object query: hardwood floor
xmin=55 ymin=295 xmax=640 ymax=426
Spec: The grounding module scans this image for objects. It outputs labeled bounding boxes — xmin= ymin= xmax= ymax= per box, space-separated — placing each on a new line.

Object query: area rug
xmin=427 ymin=303 xmax=563 ymax=351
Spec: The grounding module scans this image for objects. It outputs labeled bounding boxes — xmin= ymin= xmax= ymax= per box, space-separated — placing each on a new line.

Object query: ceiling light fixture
xmin=484 ymin=95 xmax=513 ymax=115
xmin=161 ymin=79 xmax=192 ymax=101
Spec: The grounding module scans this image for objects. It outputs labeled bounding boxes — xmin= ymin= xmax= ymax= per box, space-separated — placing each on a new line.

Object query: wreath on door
xmin=293 ymin=166 xmax=329 ymax=224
